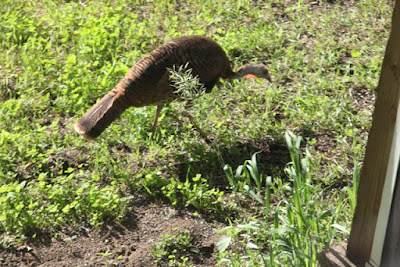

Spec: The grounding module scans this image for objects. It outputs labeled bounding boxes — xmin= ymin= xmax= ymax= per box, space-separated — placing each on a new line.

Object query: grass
xmin=0 ymin=0 xmax=394 ymax=265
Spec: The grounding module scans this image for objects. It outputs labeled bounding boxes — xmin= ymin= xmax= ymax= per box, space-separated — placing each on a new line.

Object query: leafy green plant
xmin=223 ymin=152 xmax=264 ymax=192
xmin=223 ymin=164 xmax=241 ymax=192
xmin=152 ymin=228 xmax=194 ymax=266
xmin=346 ymin=163 xmax=360 ymax=214
xmin=224 ymin=152 xmax=272 ymax=218
xmin=162 ymin=174 xmax=224 ymax=213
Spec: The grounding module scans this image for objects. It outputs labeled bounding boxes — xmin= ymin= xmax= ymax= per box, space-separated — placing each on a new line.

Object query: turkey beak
xmin=266 ymin=73 xmax=272 ymax=82
xmin=262 ymin=69 xmax=272 ymax=82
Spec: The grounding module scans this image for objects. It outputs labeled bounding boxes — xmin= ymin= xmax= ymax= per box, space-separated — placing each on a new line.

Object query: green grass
xmin=0 ymin=0 xmax=393 ymax=265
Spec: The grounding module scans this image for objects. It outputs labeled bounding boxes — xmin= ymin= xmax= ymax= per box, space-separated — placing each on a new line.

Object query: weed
xmin=169 ymin=64 xmax=206 ymax=101
xmin=162 ymin=174 xmax=225 ymax=214
xmin=224 ymin=152 xmax=264 ymax=191
xmin=152 ymin=228 xmax=194 ymax=267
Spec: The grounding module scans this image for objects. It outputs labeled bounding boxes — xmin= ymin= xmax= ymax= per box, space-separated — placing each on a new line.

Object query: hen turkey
xmin=75 ymin=36 xmax=271 ymax=139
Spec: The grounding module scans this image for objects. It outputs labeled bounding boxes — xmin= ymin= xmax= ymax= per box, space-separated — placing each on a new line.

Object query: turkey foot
xmin=181 ymin=110 xmax=212 ymax=144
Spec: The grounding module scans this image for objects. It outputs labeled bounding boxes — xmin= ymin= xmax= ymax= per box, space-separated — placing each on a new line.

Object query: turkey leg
xmin=151 ymin=104 xmax=164 ymax=134
xmin=181 ymin=102 xmax=212 ymax=144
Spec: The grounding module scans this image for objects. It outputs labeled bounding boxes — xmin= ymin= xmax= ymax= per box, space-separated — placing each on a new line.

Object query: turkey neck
xmin=228 ymin=64 xmax=264 ymax=79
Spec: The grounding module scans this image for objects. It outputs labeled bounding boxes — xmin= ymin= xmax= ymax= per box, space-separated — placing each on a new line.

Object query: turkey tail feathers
xmin=75 ymin=92 xmax=127 ymax=139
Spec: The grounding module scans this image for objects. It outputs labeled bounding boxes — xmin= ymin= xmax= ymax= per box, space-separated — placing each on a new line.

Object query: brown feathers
xmin=75 ymin=36 xmax=271 ymax=139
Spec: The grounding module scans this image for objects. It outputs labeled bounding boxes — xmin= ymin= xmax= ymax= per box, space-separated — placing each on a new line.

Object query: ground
xmin=0 ymin=198 xmax=220 ymax=267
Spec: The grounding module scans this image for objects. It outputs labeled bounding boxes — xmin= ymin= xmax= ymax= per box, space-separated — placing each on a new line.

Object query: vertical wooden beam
xmin=347 ymin=0 xmax=400 ymax=265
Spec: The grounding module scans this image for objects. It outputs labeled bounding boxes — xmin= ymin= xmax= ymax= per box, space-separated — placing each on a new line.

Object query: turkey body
xmin=125 ymin=36 xmax=233 ymax=105
xmin=75 ymin=36 xmax=269 ymax=139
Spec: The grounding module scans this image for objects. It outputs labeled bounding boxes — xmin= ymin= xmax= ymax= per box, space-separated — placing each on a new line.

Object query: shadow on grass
xmin=174 ymin=137 xmax=291 ymax=189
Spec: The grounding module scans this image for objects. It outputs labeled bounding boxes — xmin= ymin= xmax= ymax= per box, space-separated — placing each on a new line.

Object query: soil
xmin=0 ymin=199 xmax=220 ymax=267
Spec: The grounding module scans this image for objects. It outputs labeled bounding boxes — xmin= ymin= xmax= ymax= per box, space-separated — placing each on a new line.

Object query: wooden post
xmin=347 ymin=0 xmax=400 ymax=265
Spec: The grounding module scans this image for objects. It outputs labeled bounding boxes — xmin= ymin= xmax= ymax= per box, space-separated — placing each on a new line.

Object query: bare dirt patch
xmin=350 ymin=86 xmax=376 ymax=115
xmin=0 ymin=199 xmax=221 ymax=267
